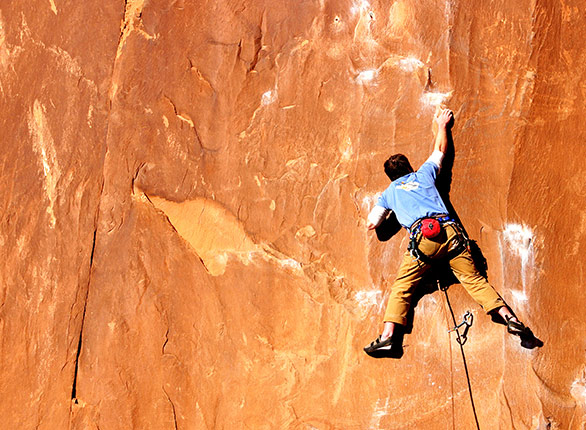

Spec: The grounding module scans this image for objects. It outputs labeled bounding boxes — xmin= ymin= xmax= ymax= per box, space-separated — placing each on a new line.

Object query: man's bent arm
xmin=367 ymin=205 xmax=390 ymax=230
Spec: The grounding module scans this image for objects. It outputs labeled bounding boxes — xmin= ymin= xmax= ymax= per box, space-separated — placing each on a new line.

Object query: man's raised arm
xmin=433 ymin=108 xmax=453 ymax=154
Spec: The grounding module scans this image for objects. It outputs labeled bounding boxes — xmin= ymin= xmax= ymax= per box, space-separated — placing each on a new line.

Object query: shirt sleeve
xmin=417 ymin=150 xmax=444 ymax=182
xmin=427 ymin=150 xmax=445 ymax=168
xmin=367 ymin=205 xmax=390 ymax=228
xmin=376 ymin=193 xmax=387 ymax=208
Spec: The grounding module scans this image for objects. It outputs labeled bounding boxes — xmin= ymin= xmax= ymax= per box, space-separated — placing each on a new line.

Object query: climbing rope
xmin=438 ymin=280 xmax=481 ymax=430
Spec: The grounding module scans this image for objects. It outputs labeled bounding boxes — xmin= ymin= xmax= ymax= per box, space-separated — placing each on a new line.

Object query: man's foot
xmin=506 ymin=316 xmax=530 ymax=336
xmin=364 ymin=335 xmax=393 ymax=354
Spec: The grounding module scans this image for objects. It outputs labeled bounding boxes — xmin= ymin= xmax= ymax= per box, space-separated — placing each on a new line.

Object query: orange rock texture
xmin=1 ymin=0 xmax=585 ymax=428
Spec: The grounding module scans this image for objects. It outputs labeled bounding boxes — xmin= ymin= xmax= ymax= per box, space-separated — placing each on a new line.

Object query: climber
xmin=364 ymin=108 xmax=530 ymax=355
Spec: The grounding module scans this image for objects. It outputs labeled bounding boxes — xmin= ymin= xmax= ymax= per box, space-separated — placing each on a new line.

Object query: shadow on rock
xmin=375 ymin=212 xmax=402 ymax=242
xmin=468 ymin=239 xmax=488 ymax=278
xmin=490 ymin=313 xmax=544 ymax=349
xmin=520 ymin=329 xmax=544 ymax=349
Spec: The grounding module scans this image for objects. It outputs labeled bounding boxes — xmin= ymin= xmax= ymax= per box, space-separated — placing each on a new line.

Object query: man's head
xmin=384 ymin=154 xmax=414 ymax=181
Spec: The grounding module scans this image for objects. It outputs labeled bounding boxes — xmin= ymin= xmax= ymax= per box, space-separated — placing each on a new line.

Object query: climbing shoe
xmin=506 ymin=317 xmax=530 ymax=336
xmin=364 ymin=335 xmax=393 ymax=354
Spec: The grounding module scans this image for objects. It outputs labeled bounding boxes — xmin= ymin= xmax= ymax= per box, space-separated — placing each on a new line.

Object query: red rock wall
xmin=1 ymin=0 xmax=585 ymax=428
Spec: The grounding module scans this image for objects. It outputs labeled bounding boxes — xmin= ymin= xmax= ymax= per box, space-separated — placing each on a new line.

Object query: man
xmin=364 ymin=108 xmax=528 ymax=354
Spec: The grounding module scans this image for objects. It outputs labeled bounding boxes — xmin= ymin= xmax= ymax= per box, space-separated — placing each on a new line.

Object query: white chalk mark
xmin=240 ymin=86 xmax=278 ymax=135
xmin=350 ymin=0 xmax=371 ymax=15
xmin=422 ymin=91 xmax=453 ymax=107
xmin=369 ymin=397 xmax=390 ymax=429
xmin=356 ymin=69 xmax=377 ymax=84
xmin=361 ymin=194 xmax=378 ymax=211
xmin=511 ymin=290 xmax=529 ymax=302
xmin=571 ymin=369 xmax=586 ymax=408
xmin=500 ymin=223 xmax=535 ymax=303
xmin=355 ymin=290 xmax=382 ymax=309
xmin=276 ymin=258 xmax=302 ymax=271
xmin=398 ymin=57 xmax=424 ymax=72
xmin=339 ymin=137 xmax=353 ymax=162
xmin=503 ymin=224 xmax=533 ymax=264
xmin=261 ymin=89 xmax=277 ymax=105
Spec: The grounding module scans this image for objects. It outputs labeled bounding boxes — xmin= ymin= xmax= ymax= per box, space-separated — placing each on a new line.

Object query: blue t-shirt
xmin=377 ymin=160 xmax=448 ymax=228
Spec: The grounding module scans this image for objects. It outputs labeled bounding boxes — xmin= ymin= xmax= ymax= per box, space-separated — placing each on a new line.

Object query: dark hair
xmin=384 ymin=154 xmax=414 ymax=181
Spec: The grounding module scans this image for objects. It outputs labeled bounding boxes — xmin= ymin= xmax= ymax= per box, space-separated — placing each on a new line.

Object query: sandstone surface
xmin=1 ymin=0 xmax=585 ymax=429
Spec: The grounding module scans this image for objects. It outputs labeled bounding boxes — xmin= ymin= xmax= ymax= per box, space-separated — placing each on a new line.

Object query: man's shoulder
xmin=378 ymin=181 xmax=399 ymax=207
xmin=417 ymin=158 xmax=440 ymax=177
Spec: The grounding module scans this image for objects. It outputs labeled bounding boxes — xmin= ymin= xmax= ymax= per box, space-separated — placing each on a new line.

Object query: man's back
xmin=376 ymin=152 xmax=448 ymax=228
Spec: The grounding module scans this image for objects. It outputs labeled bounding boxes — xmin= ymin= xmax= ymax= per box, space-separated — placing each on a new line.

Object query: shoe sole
xmin=364 ymin=343 xmax=393 ymax=353
xmin=373 ymin=344 xmax=393 ymax=351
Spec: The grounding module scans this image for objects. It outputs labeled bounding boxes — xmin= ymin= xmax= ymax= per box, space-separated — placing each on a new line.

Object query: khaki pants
xmin=383 ymin=224 xmax=505 ymax=325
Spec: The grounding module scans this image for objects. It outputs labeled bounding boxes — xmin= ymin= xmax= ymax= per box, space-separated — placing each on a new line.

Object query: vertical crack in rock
xmin=162 ymin=387 xmax=179 ymax=430
xmin=66 ymin=0 xmax=122 ymax=409
xmin=67 ymin=0 xmax=127 ymax=412
xmin=161 ymin=327 xmax=170 ymax=355
xmin=70 ymin=227 xmax=97 ymax=403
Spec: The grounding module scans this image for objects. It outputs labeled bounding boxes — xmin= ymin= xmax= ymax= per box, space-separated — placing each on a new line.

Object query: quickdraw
xmin=448 ymin=310 xmax=474 ymax=345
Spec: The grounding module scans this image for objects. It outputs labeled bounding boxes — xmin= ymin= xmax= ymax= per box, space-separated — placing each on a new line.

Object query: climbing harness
xmin=407 ymin=215 xmax=469 ymax=263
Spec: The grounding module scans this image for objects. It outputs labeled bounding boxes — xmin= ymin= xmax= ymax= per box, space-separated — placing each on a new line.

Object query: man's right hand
xmin=434 ymin=108 xmax=453 ymax=129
